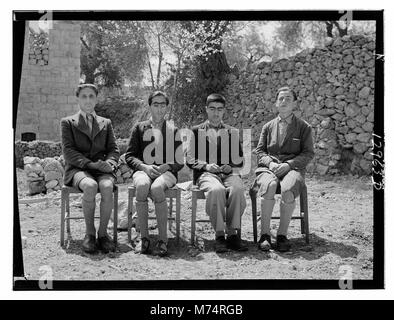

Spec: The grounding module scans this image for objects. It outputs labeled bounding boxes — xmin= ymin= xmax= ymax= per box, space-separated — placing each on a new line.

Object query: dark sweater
xmin=186 ymin=120 xmax=244 ymax=184
xmin=125 ymin=119 xmax=184 ymax=179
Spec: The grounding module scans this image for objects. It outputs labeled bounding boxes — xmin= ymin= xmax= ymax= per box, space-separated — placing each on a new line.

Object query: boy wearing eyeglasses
xmin=125 ymin=91 xmax=183 ymax=257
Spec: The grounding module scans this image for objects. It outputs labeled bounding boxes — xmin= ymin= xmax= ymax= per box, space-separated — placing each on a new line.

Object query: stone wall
xmin=16 ymin=21 xmax=81 ymax=142
xmin=224 ymin=35 xmax=375 ymax=175
xmin=15 ymin=139 xmax=132 ymax=168
xmin=15 ymin=140 xmax=62 ymax=168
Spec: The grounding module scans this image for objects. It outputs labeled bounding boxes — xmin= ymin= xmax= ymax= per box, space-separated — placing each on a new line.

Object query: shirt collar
xmin=149 ymin=117 xmax=166 ymax=129
xmin=205 ymin=120 xmax=225 ymax=129
xmin=79 ymin=110 xmax=97 ymax=121
xmin=278 ymin=113 xmax=294 ymax=124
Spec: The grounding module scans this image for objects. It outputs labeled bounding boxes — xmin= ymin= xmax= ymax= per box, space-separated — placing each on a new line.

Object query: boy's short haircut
xmin=206 ymin=93 xmax=226 ymax=106
xmin=76 ymin=83 xmax=99 ymax=97
xmin=275 ymin=86 xmax=297 ymax=101
xmin=148 ymin=91 xmax=170 ymax=106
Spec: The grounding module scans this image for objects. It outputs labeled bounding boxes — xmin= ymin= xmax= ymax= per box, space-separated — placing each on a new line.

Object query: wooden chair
xmin=127 ymin=185 xmax=181 ymax=244
xmin=190 ymin=185 xmax=241 ymax=245
xmin=249 ymin=183 xmax=309 ymax=244
xmin=60 ymin=185 xmax=118 ymax=247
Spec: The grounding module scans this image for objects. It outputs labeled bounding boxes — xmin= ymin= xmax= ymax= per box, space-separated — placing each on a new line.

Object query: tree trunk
xmin=84 ymin=71 xmax=95 ymax=84
xmin=325 ymin=21 xmax=334 ymax=38
xmin=156 ymin=33 xmax=163 ymax=89
xmin=146 ymin=52 xmax=155 ymax=90
xmin=169 ymin=53 xmax=182 ymax=120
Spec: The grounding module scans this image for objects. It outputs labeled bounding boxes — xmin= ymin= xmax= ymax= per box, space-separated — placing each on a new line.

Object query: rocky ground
xmin=16 ymin=168 xmax=373 ymax=281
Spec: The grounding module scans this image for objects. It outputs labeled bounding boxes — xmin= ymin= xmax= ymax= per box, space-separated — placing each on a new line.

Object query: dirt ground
xmin=16 ymin=167 xmax=373 ymax=281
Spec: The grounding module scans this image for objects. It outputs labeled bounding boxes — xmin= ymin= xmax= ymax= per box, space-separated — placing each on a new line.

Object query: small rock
xmin=359 ymin=86 xmax=371 ymax=99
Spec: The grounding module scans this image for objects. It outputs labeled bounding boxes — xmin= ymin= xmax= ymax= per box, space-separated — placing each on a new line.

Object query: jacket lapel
xmin=273 ymin=118 xmax=280 ymax=149
xmin=280 ymin=116 xmax=297 ymax=148
xmin=91 ymin=116 xmax=106 ymax=140
xmin=71 ymin=112 xmax=91 ymax=139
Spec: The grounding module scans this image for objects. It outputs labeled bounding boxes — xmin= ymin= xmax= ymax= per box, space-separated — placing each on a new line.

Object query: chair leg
xmin=113 ymin=187 xmax=118 ymax=245
xmin=191 ymin=191 xmax=197 ymax=245
xmin=300 ymin=194 xmax=305 ymax=235
xmin=60 ymin=189 xmax=67 ymax=247
xmin=128 ymin=188 xmax=133 ymax=243
xmin=250 ymin=192 xmax=258 ymax=243
xmin=66 ymin=191 xmax=71 ymax=234
xmin=169 ymin=197 xmax=173 ymax=232
xmin=176 ymin=191 xmax=181 ymax=245
xmin=303 ymin=187 xmax=310 ymax=244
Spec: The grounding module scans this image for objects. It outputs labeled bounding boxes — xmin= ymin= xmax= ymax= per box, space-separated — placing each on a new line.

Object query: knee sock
xmin=278 ymin=200 xmax=296 ymax=236
xmin=136 ymin=201 xmax=149 ymax=239
xmin=82 ymin=198 xmax=96 ymax=236
xmin=98 ymin=194 xmax=113 ymax=238
xmin=261 ymin=199 xmax=275 ymax=235
xmin=155 ymin=200 xmax=168 ymax=242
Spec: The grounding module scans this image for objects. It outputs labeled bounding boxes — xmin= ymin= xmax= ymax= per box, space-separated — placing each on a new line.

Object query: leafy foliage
xmin=80 ymin=21 xmax=147 ymax=88
xmin=163 ymin=21 xmax=232 ymax=126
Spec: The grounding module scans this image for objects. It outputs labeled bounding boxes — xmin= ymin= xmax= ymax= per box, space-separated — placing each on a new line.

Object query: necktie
xmin=86 ymin=113 xmax=94 ymax=137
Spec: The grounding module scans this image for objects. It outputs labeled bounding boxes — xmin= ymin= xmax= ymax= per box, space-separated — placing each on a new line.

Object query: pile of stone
xmin=41 ymin=156 xmax=65 ymax=193
xmin=23 ymin=156 xmax=65 ymax=195
xmin=28 ymin=30 xmax=49 ymax=66
xmin=224 ymin=34 xmax=375 ymax=175
xmin=115 ymin=154 xmax=134 ymax=184
xmin=24 ymin=156 xmax=46 ymax=195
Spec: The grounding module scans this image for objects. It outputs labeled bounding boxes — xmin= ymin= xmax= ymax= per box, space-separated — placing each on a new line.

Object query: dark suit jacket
xmin=124 ymin=120 xmax=184 ymax=179
xmin=60 ymin=112 xmax=120 ymax=186
xmin=255 ymin=115 xmax=314 ymax=173
xmin=186 ymin=121 xmax=244 ymax=184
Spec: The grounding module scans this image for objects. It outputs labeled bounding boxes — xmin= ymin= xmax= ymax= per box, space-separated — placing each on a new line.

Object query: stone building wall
xmin=16 ymin=21 xmax=81 ymax=142
xmin=224 ymin=35 xmax=375 ymax=175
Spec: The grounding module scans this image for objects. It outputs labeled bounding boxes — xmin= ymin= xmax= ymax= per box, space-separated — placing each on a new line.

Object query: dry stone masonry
xmin=224 ymin=35 xmax=375 ymax=175
xmin=24 ymin=156 xmax=65 ymax=195
xmin=28 ymin=30 xmax=49 ymax=66
xmin=115 ymin=154 xmax=134 ymax=185
xmin=15 ymin=140 xmax=62 ymax=168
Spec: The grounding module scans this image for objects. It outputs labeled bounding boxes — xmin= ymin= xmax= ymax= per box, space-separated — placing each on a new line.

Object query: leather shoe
xmin=215 ymin=236 xmax=228 ymax=253
xmin=276 ymin=235 xmax=291 ymax=252
xmin=82 ymin=234 xmax=97 ymax=253
xmin=156 ymin=240 xmax=168 ymax=257
xmin=258 ymin=234 xmax=272 ymax=251
xmin=97 ymin=234 xmax=115 ymax=253
xmin=226 ymin=234 xmax=248 ymax=251
xmin=140 ymin=237 xmax=151 ymax=254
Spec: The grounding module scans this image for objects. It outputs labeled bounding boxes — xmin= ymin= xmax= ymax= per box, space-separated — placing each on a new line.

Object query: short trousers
xmin=72 ymin=170 xmax=115 ymax=191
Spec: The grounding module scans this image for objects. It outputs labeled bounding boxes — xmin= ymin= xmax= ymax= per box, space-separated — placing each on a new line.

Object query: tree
xmin=80 ymin=21 xmax=147 ymax=88
xmin=274 ymin=20 xmax=376 ymax=58
xmin=223 ymin=21 xmax=275 ymax=70
xmin=164 ymin=20 xmax=233 ymax=125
